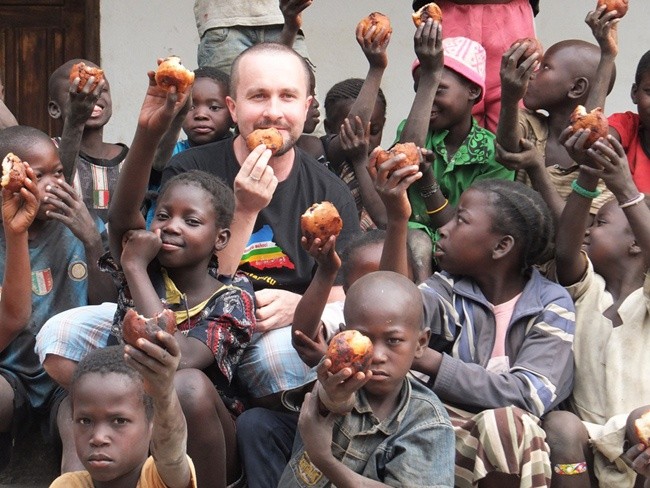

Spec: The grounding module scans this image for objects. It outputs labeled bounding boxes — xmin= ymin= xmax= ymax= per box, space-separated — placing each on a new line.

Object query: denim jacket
xmin=421 ymin=268 xmax=575 ymax=417
xmin=278 ymin=375 xmax=455 ymax=487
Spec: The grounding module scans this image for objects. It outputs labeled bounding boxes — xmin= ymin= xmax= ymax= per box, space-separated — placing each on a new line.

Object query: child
xmin=38 ymin=68 xmax=256 ymax=487
xmin=277 ymin=270 xmax=455 ymax=487
xmin=412 ymin=0 xmax=539 ymax=133
xmin=497 ymin=6 xmax=618 ymax=220
xmin=371 ymin=153 xmax=575 ymax=487
xmin=48 ymin=58 xmax=128 ymax=223
xmin=608 ymin=50 xmax=650 ymax=193
xmin=152 ymin=66 xmax=234 ymax=172
xmin=0 ymin=125 xmax=112 ymax=468
xmin=49 ymin=342 xmax=196 ymax=488
xmin=540 ymin=132 xmax=650 ymax=488
xmin=399 ymin=22 xmax=515 ymax=247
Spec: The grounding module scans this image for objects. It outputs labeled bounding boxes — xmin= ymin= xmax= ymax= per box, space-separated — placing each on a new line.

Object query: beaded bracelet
xmin=553 ymin=462 xmax=587 ymax=475
xmin=419 ymin=182 xmax=440 ymax=198
xmin=426 ymin=199 xmax=448 ymax=215
xmin=571 ymin=180 xmax=602 ymax=199
xmin=619 ymin=193 xmax=645 ymax=208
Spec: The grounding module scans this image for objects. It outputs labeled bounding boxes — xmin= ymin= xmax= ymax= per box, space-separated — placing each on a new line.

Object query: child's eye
xmin=113 ymin=418 xmax=129 ymax=425
xmin=210 ymin=104 xmax=223 ymax=111
xmin=185 ymin=218 xmax=201 ymax=226
xmin=386 ymin=337 xmax=403 ymax=346
xmin=76 ymin=418 xmax=91 ymax=425
xmin=155 ymin=212 xmax=169 ymax=221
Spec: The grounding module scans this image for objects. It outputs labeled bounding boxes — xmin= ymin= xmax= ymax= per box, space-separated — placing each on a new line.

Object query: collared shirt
xmin=395 ymin=118 xmax=514 ymax=240
xmin=278 ymin=376 xmax=455 ymax=487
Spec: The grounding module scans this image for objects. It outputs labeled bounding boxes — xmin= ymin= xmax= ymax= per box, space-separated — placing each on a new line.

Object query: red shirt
xmin=609 ymin=112 xmax=650 ymax=192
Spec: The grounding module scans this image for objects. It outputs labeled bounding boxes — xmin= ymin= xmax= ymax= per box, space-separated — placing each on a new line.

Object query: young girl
xmin=541 ymin=133 xmax=650 ymax=488
xmin=371 ymin=153 xmax=575 ymax=488
xmin=413 ymin=0 xmax=538 ymax=132
xmin=608 ymin=50 xmax=650 ymax=192
xmin=105 ymin=69 xmax=256 ymax=488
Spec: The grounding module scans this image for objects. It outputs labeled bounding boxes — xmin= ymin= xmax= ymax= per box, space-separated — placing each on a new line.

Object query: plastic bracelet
xmin=553 ymin=462 xmax=587 ymax=475
xmin=419 ymin=182 xmax=440 ymax=198
xmin=426 ymin=199 xmax=449 ymax=215
xmin=571 ymin=180 xmax=602 ymax=199
xmin=619 ymin=193 xmax=645 ymax=209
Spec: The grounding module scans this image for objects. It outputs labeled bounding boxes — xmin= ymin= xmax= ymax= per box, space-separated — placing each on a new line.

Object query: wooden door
xmin=0 ymin=0 xmax=100 ymax=136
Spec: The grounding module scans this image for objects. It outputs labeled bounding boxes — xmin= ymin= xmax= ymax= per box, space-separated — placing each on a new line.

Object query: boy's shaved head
xmin=0 ymin=125 xmax=53 ymax=159
xmin=344 ymin=271 xmax=424 ymax=330
xmin=551 ymin=40 xmax=616 ymax=94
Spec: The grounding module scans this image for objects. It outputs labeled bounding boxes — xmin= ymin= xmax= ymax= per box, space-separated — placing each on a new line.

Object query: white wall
xmin=101 ymin=0 xmax=649 ymax=146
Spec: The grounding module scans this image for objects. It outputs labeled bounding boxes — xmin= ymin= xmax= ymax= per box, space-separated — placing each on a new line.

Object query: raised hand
xmin=1 ymin=164 xmax=39 ymax=235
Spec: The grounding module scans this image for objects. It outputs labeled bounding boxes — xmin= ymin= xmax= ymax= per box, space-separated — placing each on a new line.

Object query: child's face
xmin=427 ymin=68 xmax=477 ymax=132
xmin=631 ymin=71 xmax=650 ymax=127
xmin=72 ymin=372 xmax=152 ymax=485
xmin=344 ymin=294 xmax=428 ymax=399
xmin=150 ymin=182 xmax=227 ymax=270
xmin=303 ymin=96 xmax=320 ymax=135
xmin=523 ymin=45 xmax=576 ymax=111
xmin=51 ymin=73 xmax=113 ymax=129
xmin=20 ymin=141 xmax=65 ymax=221
xmin=343 ymin=241 xmax=383 ymax=292
xmin=182 ymin=78 xmax=233 ymax=146
xmin=324 ymin=99 xmax=385 ymax=153
xmin=582 ymin=200 xmax=635 ymax=273
xmin=435 ymin=188 xmax=503 ymax=275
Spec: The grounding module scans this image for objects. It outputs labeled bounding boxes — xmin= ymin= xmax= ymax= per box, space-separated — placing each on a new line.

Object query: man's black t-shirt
xmin=162 ymin=138 xmax=360 ymax=294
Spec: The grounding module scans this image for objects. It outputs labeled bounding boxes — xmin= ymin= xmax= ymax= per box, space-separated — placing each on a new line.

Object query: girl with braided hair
xmin=372 ymin=162 xmax=575 ymax=487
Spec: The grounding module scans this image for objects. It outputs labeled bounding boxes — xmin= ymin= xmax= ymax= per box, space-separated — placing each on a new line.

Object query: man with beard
xmin=161 ymin=42 xmax=360 ymax=409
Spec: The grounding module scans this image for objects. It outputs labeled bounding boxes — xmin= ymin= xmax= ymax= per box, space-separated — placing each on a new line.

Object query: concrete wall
xmin=101 ymin=0 xmax=649 ymax=146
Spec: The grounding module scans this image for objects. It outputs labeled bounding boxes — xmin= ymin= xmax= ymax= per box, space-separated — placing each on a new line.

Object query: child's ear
xmin=214 ymin=228 xmax=231 ymax=253
xmin=468 ymin=85 xmax=482 ymax=103
xmin=323 ymin=117 xmax=335 ymax=135
xmin=629 ymin=240 xmax=642 ymax=257
xmin=631 ymin=83 xmax=639 ymax=105
xmin=414 ymin=327 xmax=431 ymax=359
xmin=492 ymin=235 xmax=515 ymax=260
xmin=48 ymin=100 xmax=62 ymax=120
xmin=568 ymin=77 xmax=589 ymax=101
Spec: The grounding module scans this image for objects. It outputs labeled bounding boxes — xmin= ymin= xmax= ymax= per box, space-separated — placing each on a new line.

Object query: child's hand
xmin=500 ymin=41 xmax=539 ymax=103
xmin=316 ymin=356 xmax=371 ymax=414
xmin=560 ymin=126 xmax=601 ymax=168
xmin=301 ymin=233 xmax=341 ymax=274
xmin=138 ymin=68 xmax=191 ymax=138
xmin=583 ymin=136 xmax=638 ymax=200
xmin=1 ymin=164 xmax=39 ymax=235
xmin=495 ymin=139 xmax=545 ymax=174
xmin=414 ymin=19 xmax=443 ymax=74
xmin=622 ymin=443 xmax=650 ymax=480
xmin=67 ymin=77 xmax=106 ymax=127
xmin=233 ymin=145 xmax=278 ymax=215
xmin=367 ymin=147 xmax=420 ymax=222
xmin=585 ymin=4 xmax=619 ymax=56
xmin=355 ymin=15 xmax=390 ymax=69
xmin=297 ymin=391 xmax=335 ymax=464
xmin=121 ymin=229 xmax=163 ymax=271
xmin=280 ymin=0 xmax=312 ymax=30
xmin=43 ymin=179 xmax=98 ymax=245
xmin=124 ymin=329 xmax=181 ymax=399
xmin=339 ymin=116 xmax=369 ymax=168
xmin=293 ymin=328 xmax=327 ymax=367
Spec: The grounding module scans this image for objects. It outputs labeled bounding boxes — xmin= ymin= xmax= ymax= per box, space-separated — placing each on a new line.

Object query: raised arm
xmin=152 ymin=95 xmax=191 ymax=172
xmin=399 ymin=19 xmax=443 ymax=147
xmin=583 ymin=5 xmax=619 ymax=112
xmin=496 ymin=42 xmax=539 ymax=152
xmin=327 ymin=19 xmax=390 ymax=165
xmin=278 ymin=0 xmax=313 ymax=47
xmin=0 ymin=170 xmax=38 ymax=350
xmin=124 ymin=331 xmax=192 ymax=488
xmin=107 ymin=70 xmax=190 ymax=265
xmin=368 ymin=149 xmax=421 ymax=277
xmin=58 ymin=77 xmax=106 ymax=183
xmin=292 ymin=235 xmax=341 ymax=364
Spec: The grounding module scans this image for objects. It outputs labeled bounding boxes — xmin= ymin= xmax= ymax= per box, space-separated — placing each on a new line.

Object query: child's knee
xmin=174 ymin=369 xmax=216 ymax=414
xmin=543 ymin=411 xmax=589 ymax=458
xmin=42 ymin=355 xmax=78 ymax=390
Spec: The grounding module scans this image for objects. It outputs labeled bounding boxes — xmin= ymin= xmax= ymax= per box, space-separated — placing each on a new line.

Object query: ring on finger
xmin=249 ymin=175 xmax=261 ymax=181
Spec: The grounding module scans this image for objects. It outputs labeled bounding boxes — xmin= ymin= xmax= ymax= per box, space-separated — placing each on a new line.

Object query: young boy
xmin=496 ymin=5 xmax=618 ymax=220
xmin=48 ymin=58 xmax=128 ymax=224
xmin=398 ymin=21 xmax=514 ymax=246
xmin=49 ymin=339 xmax=196 ymax=488
xmin=0 ymin=125 xmax=112 ymax=469
xmin=278 ymin=271 xmax=455 ymax=487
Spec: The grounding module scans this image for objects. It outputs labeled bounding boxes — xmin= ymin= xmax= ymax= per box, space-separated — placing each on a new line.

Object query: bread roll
xmin=155 ymin=56 xmax=195 ymax=94
xmin=326 ymin=330 xmax=374 ymax=374
xmin=300 ymin=201 xmax=343 ymax=242
xmin=1 ymin=153 xmax=26 ymax=193
xmin=245 ymin=128 xmax=284 ymax=155
xmin=412 ymin=3 xmax=443 ymax=27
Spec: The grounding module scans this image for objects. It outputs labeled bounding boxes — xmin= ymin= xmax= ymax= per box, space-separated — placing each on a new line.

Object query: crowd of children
xmin=1 ymin=1 xmax=650 ymax=487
